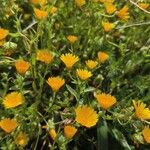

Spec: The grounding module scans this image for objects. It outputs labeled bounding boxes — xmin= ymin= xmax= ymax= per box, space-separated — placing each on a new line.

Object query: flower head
xmin=76 ymin=69 xmax=92 ymax=80
xmin=96 ymin=93 xmax=117 ymax=109
xmin=0 ymin=28 xmax=9 ymax=40
xmin=104 ymin=3 xmax=116 ymax=14
xmin=49 ymin=129 xmax=57 ymax=140
xmin=117 ymin=6 xmax=130 ymax=21
xmin=75 ymin=0 xmax=86 ymax=7
xmin=102 ymin=21 xmax=115 ymax=32
xmin=60 ymin=53 xmax=79 ymax=69
xmin=0 ymin=118 xmax=18 ymax=133
xmin=50 ymin=6 xmax=58 ymax=15
xmin=75 ymin=105 xmax=98 ymax=128
xmin=133 ymin=100 xmax=150 ymax=120
xmin=15 ymin=132 xmax=28 ymax=147
xmin=67 ymin=35 xmax=78 ymax=43
xmin=15 ymin=59 xmax=30 ymax=74
xmin=138 ymin=3 xmax=149 ymax=10
xmin=47 ymin=77 xmax=65 ymax=92
xmin=64 ymin=125 xmax=77 ymax=138
xmin=98 ymin=51 xmax=109 ymax=63
xmin=36 ymin=50 xmax=53 ymax=64
xmin=34 ymin=8 xmax=48 ymax=20
xmin=85 ymin=60 xmax=98 ymax=69
xmin=142 ymin=126 xmax=150 ymax=143
xmin=30 ymin=0 xmax=46 ymax=5
xmin=3 ymin=92 xmax=23 ymax=109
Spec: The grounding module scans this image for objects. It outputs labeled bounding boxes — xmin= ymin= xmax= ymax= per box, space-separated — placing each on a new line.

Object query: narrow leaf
xmin=112 ymin=128 xmax=131 ymax=150
xmin=66 ymin=84 xmax=78 ymax=100
xmin=97 ymin=119 xmax=108 ymax=150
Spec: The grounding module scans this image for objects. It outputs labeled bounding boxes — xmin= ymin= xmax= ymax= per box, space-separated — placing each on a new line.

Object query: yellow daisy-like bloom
xmin=67 ymin=35 xmax=78 ymax=44
xmin=142 ymin=126 xmax=150 ymax=143
xmin=49 ymin=129 xmax=57 ymax=140
xmin=30 ymin=0 xmax=46 ymax=5
xmin=15 ymin=132 xmax=28 ymax=147
xmin=34 ymin=8 xmax=48 ymax=20
xmin=0 ymin=28 xmax=9 ymax=40
xmin=117 ymin=6 xmax=130 ymax=21
xmin=15 ymin=59 xmax=30 ymax=74
xmin=0 ymin=118 xmax=18 ymax=133
xmin=85 ymin=60 xmax=98 ymax=69
xmin=64 ymin=125 xmax=77 ymax=139
xmin=36 ymin=50 xmax=53 ymax=64
xmin=75 ymin=0 xmax=86 ymax=7
xmin=104 ymin=3 xmax=116 ymax=14
xmin=50 ymin=6 xmax=58 ymax=15
xmin=75 ymin=105 xmax=98 ymax=128
xmin=102 ymin=21 xmax=115 ymax=32
xmin=3 ymin=92 xmax=23 ymax=109
xmin=138 ymin=3 xmax=149 ymax=10
xmin=60 ymin=53 xmax=79 ymax=69
xmin=96 ymin=93 xmax=117 ymax=109
xmin=47 ymin=77 xmax=65 ymax=92
xmin=98 ymin=51 xmax=109 ymax=63
xmin=132 ymin=100 xmax=150 ymax=120
xmin=76 ymin=69 xmax=92 ymax=80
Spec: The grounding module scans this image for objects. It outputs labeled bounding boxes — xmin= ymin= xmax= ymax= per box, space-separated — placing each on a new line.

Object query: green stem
xmin=34 ymin=125 xmax=40 ymax=150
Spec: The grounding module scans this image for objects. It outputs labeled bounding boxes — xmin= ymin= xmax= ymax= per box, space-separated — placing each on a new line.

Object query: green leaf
xmin=83 ymin=87 xmax=95 ymax=93
xmin=97 ymin=119 xmax=108 ymax=150
xmin=66 ymin=84 xmax=79 ymax=101
xmin=112 ymin=128 xmax=131 ymax=150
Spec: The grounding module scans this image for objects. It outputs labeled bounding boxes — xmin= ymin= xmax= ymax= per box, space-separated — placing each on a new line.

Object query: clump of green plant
xmin=0 ymin=0 xmax=150 ymax=149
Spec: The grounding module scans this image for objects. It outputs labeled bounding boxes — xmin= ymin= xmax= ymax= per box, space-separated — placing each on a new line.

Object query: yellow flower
xmin=49 ymin=129 xmax=57 ymax=140
xmin=67 ymin=35 xmax=78 ymax=44
xmin=104 ymin=3 xmax=116 ymax=14
xmin=75 ymin=0 xmax=86 ymax=7
xmin=75 ymin=105 xmax=98 ymax=128
xmin=34 ymin=8 xmax=48 ymax=20
xmin=47 ymin=77 xmax=65 ymax=92
xmin=85 ymin=60 xmax=98 ymax=69
xmin=50 ymin=6 xmax=58 ymax=15
xmin=60 ymin=53 xmax=79 ymax=69
xmin=98 ymin=51 xmax=109 ymax=63
xmin=36 ymin=50 xmax=53 ymax=64
xmin=76 ymin=69 xmax=92 ymax=80
xmin=3 ymin=92 xmax=23 ymax=109
xmin=0 ymin=28 xmax=9 ymax=40
xmin=138 ymin=3 xmax=149 ymax=10
xmin=42 ymin=124 xmax=57 ymax=140
xmin=142 ymin=126 xmax=150 ymax=143
xmin=132 ymin=100 xmax=150 ymax=120
xmin=102 ymin=21 xmax=115 ymax=32
xmin=64 ymin=125 xmax=77 ymax=139
xmin=117 ymin=6 xmax=130 ymax=21
xmin=15 ymin=132 xmax=28 ymax=147
xmin=15 ymin=59 xmax=30 ymax=74
xmin=0 ymin=118 xmax=18 ymax=133
xmin=30 ymin=0 xmax=46 ymax=5
xmin=96 ymin=93 xmax=117 ymax=109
